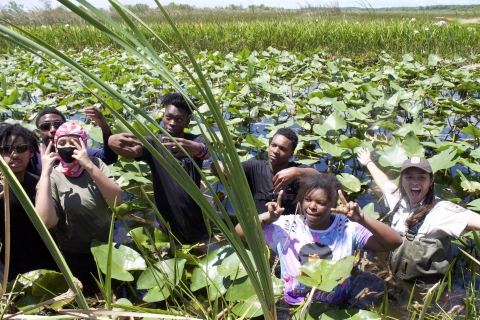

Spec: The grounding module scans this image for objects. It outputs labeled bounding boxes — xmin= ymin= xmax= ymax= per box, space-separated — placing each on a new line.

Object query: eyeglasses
xmin=0 ymin=144 xmax=29 ymax=155
xmin=38 ymin=121 xmax=64 ymax=131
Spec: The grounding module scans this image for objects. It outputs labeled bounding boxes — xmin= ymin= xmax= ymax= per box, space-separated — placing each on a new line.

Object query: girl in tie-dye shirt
xmin=236 ymin=173 xmax=402 ymax=305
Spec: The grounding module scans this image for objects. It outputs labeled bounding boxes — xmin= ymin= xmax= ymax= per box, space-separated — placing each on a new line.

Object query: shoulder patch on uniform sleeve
xmin=445 ymin=203 xmax=467 ymax=213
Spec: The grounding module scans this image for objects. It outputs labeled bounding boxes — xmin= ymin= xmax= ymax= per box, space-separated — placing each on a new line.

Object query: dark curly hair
xmin=295 ymin=173 xmax=343 ymax=209
xmin=274 ymin=128 xmax=299 ymax=151
xmin=0 ymin=123 xmax=39 ymax=166
xmin=35 ymin=108 xmax=67 ymax=127
xmin=161 ymin=93 xmax=192 ymax=116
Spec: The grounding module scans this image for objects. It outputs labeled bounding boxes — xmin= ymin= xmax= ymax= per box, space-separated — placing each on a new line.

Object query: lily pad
xmin=91 ymin=239 xmax=146 ymax=281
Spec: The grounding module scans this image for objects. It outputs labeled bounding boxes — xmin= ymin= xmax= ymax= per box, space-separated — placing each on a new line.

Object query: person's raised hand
xmin=331 ymin=190 xmax=364 ymax=223
xmin=111 ymin=133 xmax=142 ymax=150
xmin=264 ymin=190 xmax=285 ymax=223
xmin=40 ymin=141 xmax=60 ymax=175
xmin=162 ymin=136 xmax=201 ymax=157
xmin=272 ymin=167 xmax=298 ymax=193
xmin=71 ymin=138 xmax=93 ymax=169
xmin=84 ymin=107 xmax=110 ymax=134
xmin=357 ymin=148 xmax=372 ymax=166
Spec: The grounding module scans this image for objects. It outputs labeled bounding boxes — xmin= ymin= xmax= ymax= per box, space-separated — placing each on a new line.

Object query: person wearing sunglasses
xmin=0 ymin=123 xmax=58 ymax=280
xmin=357 ymin=148 xmax=480 ymax=285
xmin=27 ymin=107 xmax=118 ymax=175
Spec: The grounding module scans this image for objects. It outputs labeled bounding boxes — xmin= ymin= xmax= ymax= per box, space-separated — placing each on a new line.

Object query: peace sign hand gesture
xmin=264 ymin=190 xmax=285 ymax=224
xmin=331 ymin=190 xmax=364 ymax=223
xmin=70 ymin=138 xmax=94 ymax=170
xmin=40 ymin=142 xmax=60 ymax=175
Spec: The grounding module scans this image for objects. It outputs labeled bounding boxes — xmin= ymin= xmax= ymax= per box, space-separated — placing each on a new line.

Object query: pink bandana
xmin=54 ymin=122 xmax=88 ymax=178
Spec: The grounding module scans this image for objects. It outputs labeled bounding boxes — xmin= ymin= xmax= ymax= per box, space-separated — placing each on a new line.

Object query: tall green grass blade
xmin=1 ymin=1 xmax=276 ymax=317
xmin=105 ymin=213 xmax=115 ymax=310
xmin=418 ymin=282 xmax=439 ymax=320
xmin=0 ymin=158 xmax=88 ymax=309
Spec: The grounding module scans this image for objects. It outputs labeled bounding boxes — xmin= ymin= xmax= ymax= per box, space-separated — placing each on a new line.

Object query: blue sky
xmin=9 ymin=0 xmax=480 ymax=10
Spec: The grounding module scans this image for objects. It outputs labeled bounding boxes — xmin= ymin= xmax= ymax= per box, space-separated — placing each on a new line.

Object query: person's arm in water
xmin=36 ymin=142 xmax=60 ymax=229
xmin=84 ymin=107 xmax=118 ymax=165
xmin=357 ymin=148 xmax=390 ymax=192
xmin=72 ymin=138 xmax=123 ymax=207
xmin=272 ymin=167 xmax=320 ymax=193
xmin=108 ymin=133 xmax=144 ymax=159
xmin=235 ymin=190 xmax=284 ymax=241
xmin=331 ymin=190 xmax=402 ymax=252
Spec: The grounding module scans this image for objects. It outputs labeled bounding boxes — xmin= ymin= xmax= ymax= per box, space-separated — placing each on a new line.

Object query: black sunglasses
xmin=0 ymin=144 xmax=29 ymax=155
xmin=38 ymin=121 xmax=65 ymax=131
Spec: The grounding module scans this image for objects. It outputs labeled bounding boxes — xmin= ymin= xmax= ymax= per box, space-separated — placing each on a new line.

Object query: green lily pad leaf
xmin=470 ymin=148 xmax=480 ymax=160
xmin=394 ymin=119 xmax=424 ymax=137
xmin=218 ymin=247 xmax=252 ymax=279
xmin=87 ymin=126 xmax=103 ymax=144
xmin=342 ymin=82 xmax=357 ymax=92
xmin=128 ymin=227 xmax=169 ymax=249
xmin=16 ymin=293 xmax=45 ymax=314
xmin=113 ymin=298 xmax=133 ymax=311
xmin=429 ymin=147 xmax=457 ymax=173
xmin=401 ymin=131 xmax=424 ymax=158
xmin=298 ymin=256 xmax=354 ymax=292
xmin=332 ymin=101 xmax=348 ymax=112
xmin=339 ymin=137 xmax=362 ymax=150
xmin=459 ymin=159 xmax=480 ymax=173
xmin=468 ymin=199 xmax=480 ymax=211
xmin=462 ymin=125 xmax=480 ymax=139
xmin=141 ymin=284 xmax=171 ymax=303
xmin=231 ymin=295 xmax=263 ymax=318
xmin=362 ymin=203 xmax=379 ymax=219
xmin=31 ymin=272 xmax=69 ymax=298
xmin=323 ymin=110 xmax=347 ymax=131
xmin=428 ymin=54 xmax=442 ymax=67
xmin=112 ymin=118 xmax=132 ymax=134
xmin=336 ymin=173 xmax=361 ymax=193
xmin=347 ymin=108 xmax=368 ymax=120
xmin=137 ymin=259 xmax=186 ymax=289
xmin=225 ymin=276 xmax=256 ymax=301
xmin=296 ymin=159 xmax=320 ymax=165
xmin=318 ymin=138 xmax=346 ymax=158
xmin=293 ymin=302 xmax=330 ymax=320
xmin=400 ymin=101 xmax=423 ymax=116
xmin=460 ymin=176 xmax=480 ymax=193
xmin=136 ymin=259 xmax=186 ymax=302
xmin=378 ymin=145 xmax=408 ymax=168
xmin=190 ymin=246 xmax=234 ymax=300
xmin=319 ymin=309 xmax=382 ymax=319
xmin=385 ymin=92 xmax=401 ymax=109
xmin=7 ymin=269 xmax=51 ymax=292
xmin=245 ymin=134 xmax=267 ymax=149
xmin=91 ymin=239 xmax=146 ymax=281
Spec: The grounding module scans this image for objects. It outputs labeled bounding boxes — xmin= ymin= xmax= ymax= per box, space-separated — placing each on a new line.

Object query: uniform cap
xmin=401 ymin=157 xmax=432 ymax=173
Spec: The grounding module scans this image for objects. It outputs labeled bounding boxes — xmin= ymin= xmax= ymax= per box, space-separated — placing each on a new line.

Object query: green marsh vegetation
xmin=0 ymin=1 xmax=480 ymax=319
xmin=1 ymin=2 xmax=480 ymax=58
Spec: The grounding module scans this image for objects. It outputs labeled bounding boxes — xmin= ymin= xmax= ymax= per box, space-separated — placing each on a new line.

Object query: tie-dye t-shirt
xmin=263 ymin=214 xmax=372 ymax=305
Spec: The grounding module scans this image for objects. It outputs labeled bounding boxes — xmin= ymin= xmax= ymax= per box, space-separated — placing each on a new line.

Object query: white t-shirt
xmin=382 ymin=181 xmax=476 ymax=238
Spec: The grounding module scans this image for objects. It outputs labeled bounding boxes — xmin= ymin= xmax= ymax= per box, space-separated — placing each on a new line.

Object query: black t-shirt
xmin=139 ymin=134 xmax=208 ymax=244
xmin=0 ymin=172 xmax=58 ymax=280
xmin=242 ymin=160 xmax=309 ymax=215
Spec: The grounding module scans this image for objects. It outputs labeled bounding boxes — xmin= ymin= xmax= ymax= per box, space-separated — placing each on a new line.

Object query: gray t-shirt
xmin=48 ymin=157 xmax=117 ymax=253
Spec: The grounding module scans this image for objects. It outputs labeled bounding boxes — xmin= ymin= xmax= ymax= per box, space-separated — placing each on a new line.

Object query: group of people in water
xmin=0 ymin=92 xmax=479 ymax=305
